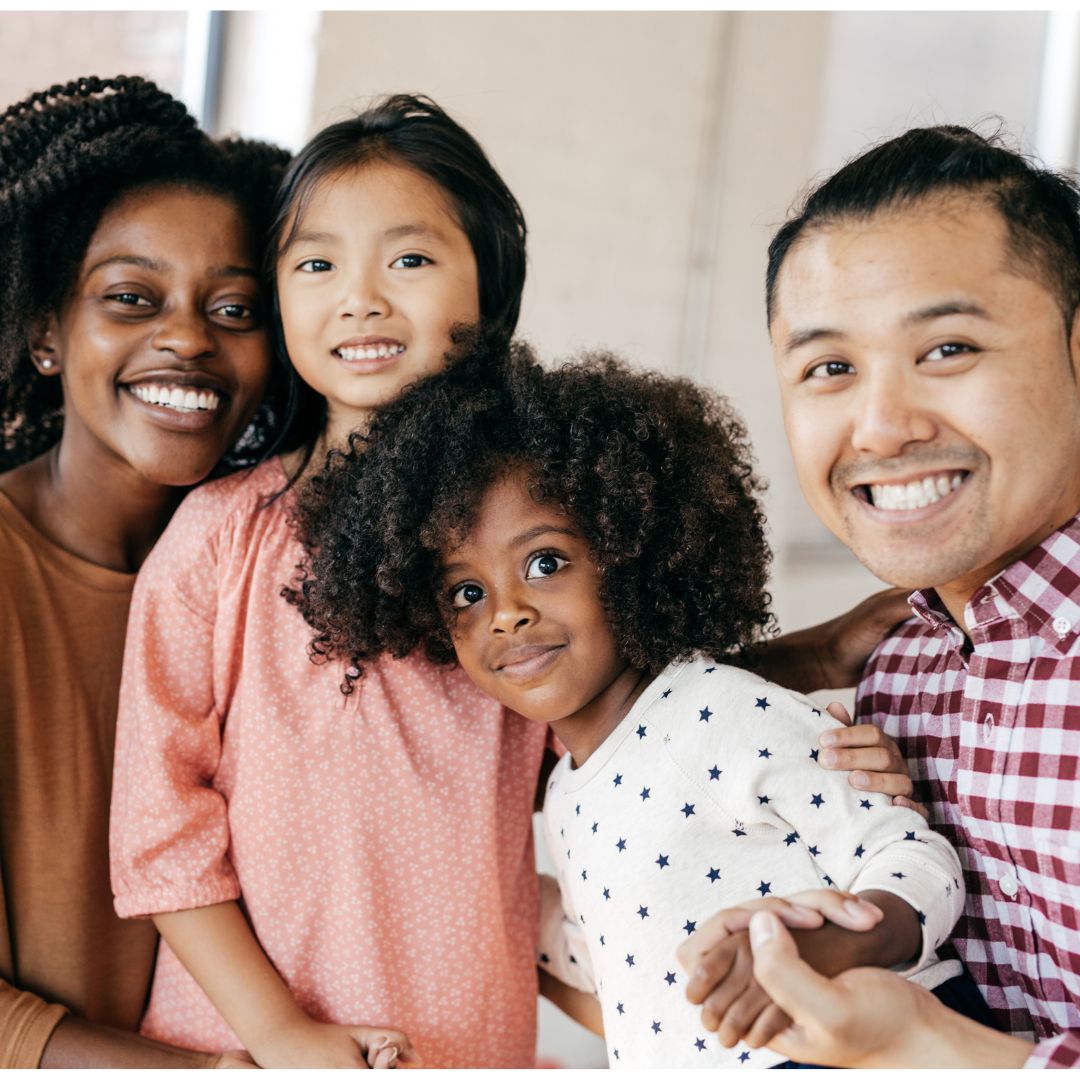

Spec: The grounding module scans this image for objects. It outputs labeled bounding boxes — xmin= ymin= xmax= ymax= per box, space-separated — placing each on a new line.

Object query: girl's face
xmin=439 ymin=470 xmax=638 ymax=753
xmin=276 ymin=159 xmax=481 ymax=441
xmin=35 ymin=184 xmax=270 ymax=487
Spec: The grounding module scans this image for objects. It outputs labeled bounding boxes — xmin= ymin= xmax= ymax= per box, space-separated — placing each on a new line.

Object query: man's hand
xmin=818 ymin=701 xmax=929 ymax=819
xmin=676 ymin=890 xmax=885 ymax=1048
xmin=753 ymin=589 xmax=911 ymax=693
xmin=746 ymin=911 xmax=1032 ymax=1067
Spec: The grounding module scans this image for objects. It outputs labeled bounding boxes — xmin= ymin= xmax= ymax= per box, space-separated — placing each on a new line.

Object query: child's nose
xmin=338 ymin=269 xmax=388 ymax=320
xmin=490 ymin=593 xmax=538 ymax=633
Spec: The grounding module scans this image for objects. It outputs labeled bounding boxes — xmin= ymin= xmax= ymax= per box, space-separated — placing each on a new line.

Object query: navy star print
xmin=637 ymin=905 xmax=650 ymax=919
xmin=707 ymin=867 xmax=721 ymax=882
xmin=854 ymin=844 xmax=865 ymax=858
xmin=808 ymin=747 xmax=820 ymax=761
xmin=640 ymin=787 xmax=651 ymax=801
xmin=656 ymin=853 xmax=670 ymax=869
xmin=695 ymin=1038 xmax=706 ymax=1051
xmin=708 ymin=765 xmax=721 ymax=780
xmin=626 ymin=954 xmax=635 ymax=967
xmin=681 ymin=803 xmax=696 ymax=818
xmin=758 ymin=881 xmax=771 ymax=896
xmin=661 ymin=688 xmax=672 ymax=698
xmin=651 ymin=1020 xmax=662 ymax=1035
xmin=616 ymin=838 xmax=627 ymax=852
xmin=636 ymin=724 xmax=647 ymax=739
xmin=616 ymin=1001 xmax=625 ymax=1015
xmin=683 ymin=919 xmax=696 ymax=934
xmin=755 ymin=697 xmax=770 ymax=710
xmin=860 ymin=799 xmax=872 ymax=810
xmin=784 ymin=831 xmax=799 ymax=846
xmin=613 ymin=773 xmax=622 ymax=787
xmin=664 ymin=971 xmax=677 ymax=985
xmin=758 ymin=747 xmax=772 ymax=759
xmin=810 ymin=793 xmax=825 ymax=807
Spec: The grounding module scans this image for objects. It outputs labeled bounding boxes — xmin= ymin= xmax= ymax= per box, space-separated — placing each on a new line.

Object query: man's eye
xmin=214 ymin=302 xmax=256 ymax=320
xmin=450 ymin=582 xmax=485 ymax=608
xmin=924 ymin=342 xmax=974 ymax=362
xmin=390 ymin=254 xmax=431 ymax=269
xmin=806 ymin=360 xmax=854 ymax=380
xmin=526 ymin=553 xmax=567 ymax=579
xmin=298 ymin=258 xmax=333 ymax=273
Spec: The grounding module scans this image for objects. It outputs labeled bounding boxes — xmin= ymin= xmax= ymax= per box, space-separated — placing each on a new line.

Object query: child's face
xmin=440 ymin=471 xmax=635 ymax=732
xmin=37 ymin=184 xmax=270 ymax=487
xmin=276 ymin=159 xmax=481 ymax=439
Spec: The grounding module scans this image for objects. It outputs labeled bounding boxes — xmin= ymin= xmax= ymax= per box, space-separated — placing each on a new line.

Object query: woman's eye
xmin=526 ymin=553 xmax=567 ymax=579
xmin=923 ymin=342 xmax=974 ymax=362
xmin=298 ymin=258 xmax=333 ymax=273
xmin=806 ymin=359 xmax=854 ymax=380
xmin=213 ymin=301 xmax=258 ymax=321
xmin=390 ymin=253 xmax=432 ymax=270
xmin=107 ymin=292 xmax=151 ymax=307
xmin=450 ymin=582 xmax=485 ymax=609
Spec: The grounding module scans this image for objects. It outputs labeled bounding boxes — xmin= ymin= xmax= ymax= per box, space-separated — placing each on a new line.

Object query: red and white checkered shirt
xmin=856 ymin=514 xmax=1080 ymax=1069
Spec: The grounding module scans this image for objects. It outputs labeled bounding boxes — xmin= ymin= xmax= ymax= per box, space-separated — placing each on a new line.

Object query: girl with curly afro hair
xmin=291 ymin=336 xmax=970 ymax=1069
xmin=0 ymin=75 xmax=288 ymax=1068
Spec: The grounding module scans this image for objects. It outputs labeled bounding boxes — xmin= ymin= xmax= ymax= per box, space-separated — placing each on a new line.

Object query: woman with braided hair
xmin=0 ymin=74 xmax=289 ymax=1067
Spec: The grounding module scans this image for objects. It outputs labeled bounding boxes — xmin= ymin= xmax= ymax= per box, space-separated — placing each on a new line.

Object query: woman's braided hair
xmin=0 ymin=74 xmax=291 ymax=470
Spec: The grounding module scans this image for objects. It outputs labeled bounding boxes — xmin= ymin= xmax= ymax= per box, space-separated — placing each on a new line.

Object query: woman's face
xmin=35 ymin=183 xmax=271 ymax=487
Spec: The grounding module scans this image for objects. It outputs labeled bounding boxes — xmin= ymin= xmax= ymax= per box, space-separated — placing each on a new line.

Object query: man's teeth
xmin=130 ymin=384 xmax=221 ymax=412
xmin=870 ymin=473 xmax=964 ymax=510
xmin=336 ymin=343 xmax=406 ymax=361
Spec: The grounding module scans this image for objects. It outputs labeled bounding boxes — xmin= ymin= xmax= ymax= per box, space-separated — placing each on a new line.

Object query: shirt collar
xmin=906 ymin=511 xmax=1080 ymax=652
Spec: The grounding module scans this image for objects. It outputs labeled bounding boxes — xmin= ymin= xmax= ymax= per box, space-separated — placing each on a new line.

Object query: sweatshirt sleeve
xmin=109 ymin=491 xmax=240 ymax=918
xmin=683 ymin=670 xmax=965 ymax=975
xmin=0 ymin=979 xmax=66 ymax=1068
xmin=537 ymin=873 xmax=597 ymax=995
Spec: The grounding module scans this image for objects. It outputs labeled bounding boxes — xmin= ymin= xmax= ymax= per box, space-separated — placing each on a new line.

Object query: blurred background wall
xmin=1 ymin=8 xmax=1072 ymax=1067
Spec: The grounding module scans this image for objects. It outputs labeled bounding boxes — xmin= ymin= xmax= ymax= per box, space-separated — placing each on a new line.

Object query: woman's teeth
xmin=336 ymin=344 xmax=405 ymax=361
xmin=130 ymin=384 xmax=221 ymax=412
xmin=870 ymin=473 xmax=964 ymax=510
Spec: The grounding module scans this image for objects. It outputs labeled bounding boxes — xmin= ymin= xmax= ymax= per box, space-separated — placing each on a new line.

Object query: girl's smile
xmin=441 ymin=469 xmax=647 ymax=765
xmin=276 ymin=159 xmax=480 ymax=443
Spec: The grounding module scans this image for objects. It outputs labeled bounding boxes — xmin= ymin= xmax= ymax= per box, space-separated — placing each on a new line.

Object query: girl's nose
xmin=489 ymin=589 xmax=538 ymax=634
xmin=339 ymin=269 xmax=388 ymax=320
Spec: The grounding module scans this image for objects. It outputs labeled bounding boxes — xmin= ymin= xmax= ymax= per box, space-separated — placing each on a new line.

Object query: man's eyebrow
xmin=784 ymin=300 xmax=993 ymax=353
xmin=900 ymin=299 xmax=992 ymax=326
xmin=210 ymin=264 xmax=258 ymax=280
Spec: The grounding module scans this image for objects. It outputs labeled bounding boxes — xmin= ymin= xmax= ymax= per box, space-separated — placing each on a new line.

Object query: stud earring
xmin=39 ymin=357 xmax=54 ymax=370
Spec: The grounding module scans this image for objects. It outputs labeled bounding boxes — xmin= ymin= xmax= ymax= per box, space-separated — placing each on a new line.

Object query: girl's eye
xmin=298 ymin=258 xmax=333 ymax=273
xmin=107 ymin=292 xmax=152 ymax=307
xmin=390 ymin=253 xmax=432 ymax=270
xmin=923 ymin=342 xmax=974 ymax=362
xmin=526 ymin=553 xmax=567 ymax=579
xmin=450 ymin=582 xmax=485 ymax=609
xmin=805 ymin=359 xmax=854 ymax=380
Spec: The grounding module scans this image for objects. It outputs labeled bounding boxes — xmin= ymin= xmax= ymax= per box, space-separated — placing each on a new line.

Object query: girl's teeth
xmin=129 ymin=383 xmax=221 ymax=412
xmin=336 ymin=344 xmax=405 ymax=361
xmin=869 ymin=472 xmax=965 ymax=510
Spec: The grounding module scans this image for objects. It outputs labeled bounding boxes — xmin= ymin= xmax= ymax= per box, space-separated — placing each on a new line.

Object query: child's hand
xmin=253 ymin=1017 xmax=419 ymax=1069
xmin=677 ymin=890 xmax=886 ymax=1048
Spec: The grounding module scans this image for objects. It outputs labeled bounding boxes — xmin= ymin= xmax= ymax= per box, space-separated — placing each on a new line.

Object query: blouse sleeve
xmin=109 ymin=490 xmax=240 ymax=918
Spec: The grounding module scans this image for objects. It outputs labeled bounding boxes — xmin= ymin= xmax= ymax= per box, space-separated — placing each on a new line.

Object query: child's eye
xmin=805 ymin=359 xmax=854 ymax=380
xmin=297 ymin=258 xmax=333 ymax=273
xmin=390 ymin=253 xmax=432 ymax=270
xmin=450 ymin=582 xmax=485 ymax=609
xmin=526 ymin=553 xmax=567 ymax=579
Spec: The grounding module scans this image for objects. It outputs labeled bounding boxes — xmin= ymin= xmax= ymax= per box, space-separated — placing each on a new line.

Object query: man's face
xmin=771 ymin=198 xmax=1080 ymax=601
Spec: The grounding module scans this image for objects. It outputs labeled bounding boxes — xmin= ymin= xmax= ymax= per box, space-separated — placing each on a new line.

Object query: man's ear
xmin=28 ymin=314 xmax=61 ymax=375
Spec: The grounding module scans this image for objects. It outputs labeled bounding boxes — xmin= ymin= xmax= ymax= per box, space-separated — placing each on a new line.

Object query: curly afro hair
xmin=0 ymin=74 xmax=291 ymax=471
xmin=289 ymin=332 xmax=776 ymax=693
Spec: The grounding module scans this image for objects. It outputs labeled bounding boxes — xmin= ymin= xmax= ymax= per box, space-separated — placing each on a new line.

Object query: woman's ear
xmin=28 ymin=315 xmax=61 ymax=375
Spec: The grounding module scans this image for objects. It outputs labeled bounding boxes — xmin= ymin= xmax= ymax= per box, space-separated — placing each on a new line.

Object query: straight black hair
xmin=262 ymin=93 xmax=527 ymax=473
xmin=766 ymin=124 xmax=1080 ymax=328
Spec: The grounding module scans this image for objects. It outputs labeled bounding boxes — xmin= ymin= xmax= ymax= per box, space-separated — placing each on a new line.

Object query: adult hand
xmin=745 ymin=911 xmax=1032 ymax=1068
xmin=677 ymin=890 xmax=884 ymax=1046
xmin=818 ymin=701 xmax=929 ymax=819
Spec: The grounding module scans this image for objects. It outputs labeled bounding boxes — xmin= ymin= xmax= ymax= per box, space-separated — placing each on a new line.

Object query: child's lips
xmin=494 ymin=643 xmax=566 ymax=680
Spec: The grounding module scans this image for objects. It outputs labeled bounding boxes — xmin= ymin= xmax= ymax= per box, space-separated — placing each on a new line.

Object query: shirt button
xmin=982 ymin=712 xmax=994 ymax=741
xmin=1000 ymin=873 xmax=1019 ymax=898
xmin=1053 ymin=616 xmax=1072 ymax=637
